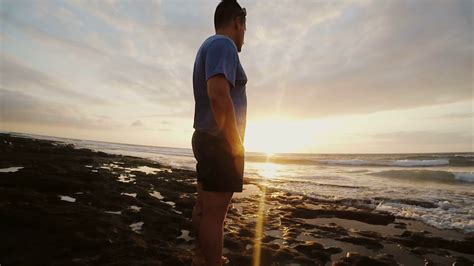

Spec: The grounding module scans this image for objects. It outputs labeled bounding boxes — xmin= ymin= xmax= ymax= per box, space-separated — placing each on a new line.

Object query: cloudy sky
xmin=1 ymin=0 xmax=472 ymax=153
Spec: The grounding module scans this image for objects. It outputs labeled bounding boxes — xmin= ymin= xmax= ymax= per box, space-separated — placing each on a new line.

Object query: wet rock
xmin=224 ymin=238 xmax=241 ymax=250
xmin=336 ymin=236 xmax=384 ymax=250
xmin=333 ymin=253 xmax=398 ymax=266
xmin=228 ymin=253 xmax=252 ymax=265
xmin=238 ymin=227 xmax=254 ymax=237
xmin=394 ymin=224 xmax=407 ymax=229
xmin=392 ymin=231 xmax=474 ymax=254
xmin=2 ymin=133 xmax=472 ymax=266
xmin=452 ymin=256 xmax=473 ymax=266
xmin=294 ymin=241 xmax=331 ymax=262
xmin=261 ymin=234 xmax=278 ymax=243
xmin=292 ymin=255 xmax=316 ymax=265
xmin=286 ymin=206 xmax=396 ymax=225
xmin=355 ymin=230 xmax=383 ymax=239
xmin=273 ymin=247 xmax=295 ymax=261
xmin=313 ymin=224 xmax=349 ymax=238
xmin=259 ymin=246 xmax=279 ymax=265
xmin=0 ymin=134 xmax=193 ymax=265
xmin=325 ymin=246 xmax=343 ymax=254
xmin=267 ymin=243 xmax=280 ymax=250
xmin=283 ymin=227 xmax=300 ymax=239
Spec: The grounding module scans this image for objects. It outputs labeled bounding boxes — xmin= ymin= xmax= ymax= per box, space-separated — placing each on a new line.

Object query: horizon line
xmin=1 ymin=130 xmax=472 ymax=155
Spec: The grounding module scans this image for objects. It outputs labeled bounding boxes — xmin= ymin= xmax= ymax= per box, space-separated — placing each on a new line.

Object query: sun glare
xmin=244 ymin=117 xmax=325 ymax=154
xmin=259 ymin=162 xmax=279 ymax=179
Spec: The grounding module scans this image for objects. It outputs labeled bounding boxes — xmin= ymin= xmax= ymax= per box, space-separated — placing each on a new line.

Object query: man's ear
xmin=234 ymin=17 xmax=244 ymax=31
xmin=233 ymin=18 xmax=240 ymax=30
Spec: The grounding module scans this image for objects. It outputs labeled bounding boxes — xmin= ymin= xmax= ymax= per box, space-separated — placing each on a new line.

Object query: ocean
xmin=10 ymin=132 xmax=474 ymax=234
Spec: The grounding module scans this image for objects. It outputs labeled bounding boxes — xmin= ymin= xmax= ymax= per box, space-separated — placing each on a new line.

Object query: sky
xmin=0 ymin=0 xmax=472 ymax=153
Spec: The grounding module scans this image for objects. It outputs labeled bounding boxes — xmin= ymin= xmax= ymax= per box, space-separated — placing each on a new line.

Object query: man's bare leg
xmin=192 ymin=182 xmax=205 ymax=265
xmin=200 ymin=189 xmax=233 ymax=266
xmin=192 ymin=182 xmax=204 ymax=244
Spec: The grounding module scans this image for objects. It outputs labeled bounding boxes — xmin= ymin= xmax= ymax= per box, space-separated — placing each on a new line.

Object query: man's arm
xmin=207 ymin=75 xmax=243 ymax=156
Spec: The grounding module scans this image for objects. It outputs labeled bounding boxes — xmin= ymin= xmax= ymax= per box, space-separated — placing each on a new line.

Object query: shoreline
xmin=1 ymin=133 xmax=473 ymax=265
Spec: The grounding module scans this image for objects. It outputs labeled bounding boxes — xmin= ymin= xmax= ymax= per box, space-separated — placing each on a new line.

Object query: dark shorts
xmin=192 ymin=130 xmax=244 ymax=192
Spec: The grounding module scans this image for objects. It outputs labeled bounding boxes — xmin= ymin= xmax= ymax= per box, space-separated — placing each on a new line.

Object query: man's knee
xmin=202 ymin=201 xmax=232 ymax=219
xmin=196 ymin=182 xmax=204 ymax=206
xmin=203 ymin=209 xmax=229 ymax=223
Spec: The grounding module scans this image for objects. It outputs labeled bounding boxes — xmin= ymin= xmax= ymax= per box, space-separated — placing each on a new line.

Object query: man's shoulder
xmin=202 ymin=35 xmax=237 ymax=53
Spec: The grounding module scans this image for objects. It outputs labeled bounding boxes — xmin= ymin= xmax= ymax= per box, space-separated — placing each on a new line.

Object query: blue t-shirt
xmin=193 ymin=34 xmax=247 ymax=140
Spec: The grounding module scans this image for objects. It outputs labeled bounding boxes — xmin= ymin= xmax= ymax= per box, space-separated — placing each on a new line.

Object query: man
xmin=191 ymin=0 xmax=247 ymax=265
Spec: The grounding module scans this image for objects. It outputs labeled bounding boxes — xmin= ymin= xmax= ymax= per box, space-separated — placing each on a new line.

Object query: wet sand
xmin=1 ymin=133 xmax=473 ymax=265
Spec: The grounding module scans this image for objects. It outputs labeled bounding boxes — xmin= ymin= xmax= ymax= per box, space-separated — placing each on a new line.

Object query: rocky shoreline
xmin=1 ymin=133 xmax=473 ymax=265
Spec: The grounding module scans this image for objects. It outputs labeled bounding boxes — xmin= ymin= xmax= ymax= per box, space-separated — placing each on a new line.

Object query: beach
xmin=1 ymin=133 xmax=473 ymax=265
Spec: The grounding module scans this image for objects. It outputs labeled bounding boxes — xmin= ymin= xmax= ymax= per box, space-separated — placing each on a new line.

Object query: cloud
xmin=0 ymin=89 xmax=120 ymax=129
xmin=350 ymin=129 xmax=473 ymax=152
xmin=368 ymin=130 xmax=472 ymax=147
xmin=2 ymin=0 xmax=197 ymax=111
xmin=242 ymin=0 xmax=473 ymax=118
xmin=0 ymin=55 xmax=107 ymax=104
xmin=430 ymin=112 xmax=473 ymax=120
xmin=130 ymin=120 xmax=144 ymax=127
xmin=1 ymin=0 xmax=472 ymax=137
xmin=137 ymin=110 xmax=193 ymax=119
xmin=102 ymin=56 xmax=191 ymax=105
xmin=0 ymin=8 xmax=106 ymax=59
xmin=129 ymin=119 xmax=175 ymax=131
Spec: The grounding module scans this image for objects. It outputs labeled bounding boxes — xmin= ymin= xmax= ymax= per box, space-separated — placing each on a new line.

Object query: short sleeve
xmin=205 ymin=39 xmax=238 ymax=88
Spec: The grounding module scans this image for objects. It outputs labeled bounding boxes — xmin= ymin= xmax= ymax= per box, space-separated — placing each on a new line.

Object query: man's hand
xmin=229 ymin=140 xmax=244 ymax=158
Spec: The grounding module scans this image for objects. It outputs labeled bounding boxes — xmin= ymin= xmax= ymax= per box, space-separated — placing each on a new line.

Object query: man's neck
xmin=216 ymin=29 xmax=236 ymax=45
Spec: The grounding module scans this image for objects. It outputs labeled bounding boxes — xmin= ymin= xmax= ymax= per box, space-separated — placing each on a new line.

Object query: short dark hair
xmin=214 ymin=0 xmax=246 ymax=31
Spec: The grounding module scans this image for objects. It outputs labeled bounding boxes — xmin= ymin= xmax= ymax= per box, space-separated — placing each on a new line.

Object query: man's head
xmin=214 ymin=0 xmax=246 ymax=52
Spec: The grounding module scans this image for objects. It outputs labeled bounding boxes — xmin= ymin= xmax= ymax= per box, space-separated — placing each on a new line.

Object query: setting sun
xmin=244 ymin=117 xmax=331 ymax=153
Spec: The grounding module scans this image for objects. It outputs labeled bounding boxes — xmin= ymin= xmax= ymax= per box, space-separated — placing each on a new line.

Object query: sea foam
xmin=320 ymin=159 xmax=450 ymax=167
xmin=370 ymin=169 xmax=474 ymax=183
xmin=454 ymin=172 xmax=474 ymax=183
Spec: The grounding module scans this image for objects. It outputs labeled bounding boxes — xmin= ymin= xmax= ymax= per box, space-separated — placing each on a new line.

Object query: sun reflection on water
xmin=252 ymin=179 xmax=267 ymax=266
xmin=252 ymin=158 xmax=281 ymax=265
xmin=258 ymin=162 xmax=280 ymax=179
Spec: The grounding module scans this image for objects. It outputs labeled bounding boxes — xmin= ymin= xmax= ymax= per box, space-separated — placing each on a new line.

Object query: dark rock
xmin=224 ymin=238 xmax=241 ymax=250
xmin=259 ymin=246 xmax=278 ymax=265
xmin=294 ymin=241 xmax=331 ymax=262
xmin=325 ymin=246 xmax=343 ymax=254
xmin=0 ymin=134 xmax=193 ymax=265
xmin=2 ymin=133 xmax=471 ymax=266
xmin=333 ymin=253 xmax=398 ymax=266
xmin=228 ymin=253 xmax=252 ymax=265
xmin=391 ymin=231 xmax=474 ymax=254
xmin=239 ymin=227 xmax=254 ymax=237
xmin=336 ymin=236 xmax=384 ymax=250
xmin=355 ymin=230 xmax=383 ymax=239
xmin=292 ymin=255 xmax=318 ymax=265
xmin=273 ymin=247 xmax=295 ymax=261
xmin=284 ymin=206 xmax=396 ymax=225
xmin=261 ymin=234 xmax=277 ymax=243
xmin=452 ymin=256 xmax=473 ymax=266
